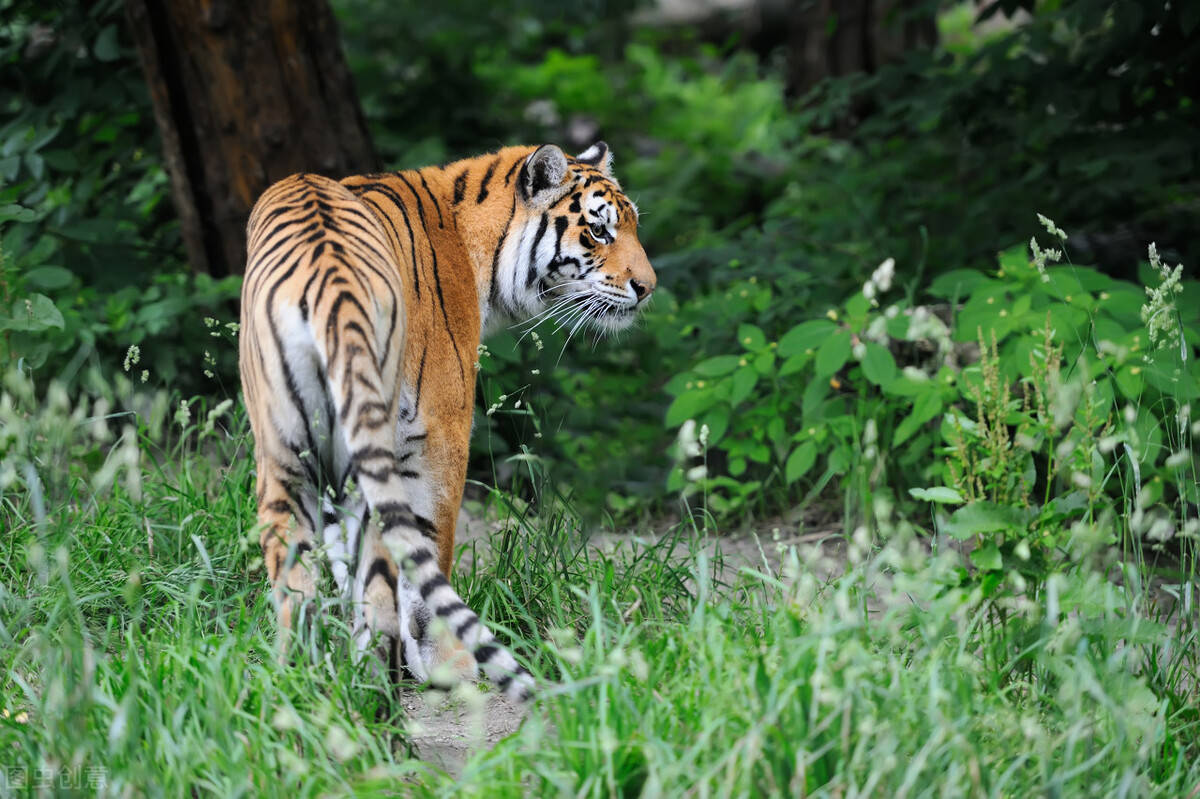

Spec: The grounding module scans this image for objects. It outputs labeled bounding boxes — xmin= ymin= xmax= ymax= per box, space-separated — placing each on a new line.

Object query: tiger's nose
xmin=629 ymin=278 xmax=651 ymax=302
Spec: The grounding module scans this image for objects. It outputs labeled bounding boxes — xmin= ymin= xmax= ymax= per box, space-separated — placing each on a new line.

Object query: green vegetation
xmin=1 ymin=350 xmax=1196 ymax=793
xmin=2 ymin=0 xmax=1198 ymax=795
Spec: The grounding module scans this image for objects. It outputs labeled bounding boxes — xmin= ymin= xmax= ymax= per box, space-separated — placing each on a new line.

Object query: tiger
xmin=238 ymin=142 xmax=655 ymax=702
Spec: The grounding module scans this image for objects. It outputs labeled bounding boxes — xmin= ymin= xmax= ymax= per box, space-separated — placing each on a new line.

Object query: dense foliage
xmin=2 ymin=0 xmax=1196 ymax=517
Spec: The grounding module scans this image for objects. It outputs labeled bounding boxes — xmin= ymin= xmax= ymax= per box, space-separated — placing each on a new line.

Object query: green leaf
xmin=908 ymin=486 xmax=965 ymax=504
xmin=941 ymin=502 xmax=1027 ymax=541
xmin=702 ymin=405 xmax=730 ymax=445
xmin=893 ymin=390 xmax=943 ymax=446
xmin=814 ymin=331 xmax=851 ymax=378
xmin=3 ymin=294 xmax=65 ymax=332
xmin=844 ymin=292 xmax=871 ymax=329
xmin=785 ymin=441 xmax=817 ymax=484
xmin=693 ymin=355 xmax=741 ymax=377
xmin=665 ymin=390 xmax=714 ymax=427
xmin=94 ymin=25 xmax=121 ymax=62
xmin=1114 ymin=365 xmax=1143 ymax=400
xmin=927 ymin=269 xmax=991 ymax=300
xmin=24 ymin=266 xmax=73 ymax=291
xmin=24 ymin=153 xmax=44 ymax=181
xmin=778 ymin=320 xmax=837 ymax=357
xmin=0 ymin=203 xmax=37 ymax=223
xmin=737 ymin=323 xmax=766 ymax=352
xmin=860 ymin=342 xmax=897 ymax=387
xmin=778 ymin=353 xmax=809 ymax=377
xmin=666 ymin=467 xmax=685 ymax=492
xmin=729 ymin=366 xmax=758 ymax=406
xmin=970 ymin=543 xmax=1002 ymax=572
xmin=753 ymin=351 xmax=775 ymax=375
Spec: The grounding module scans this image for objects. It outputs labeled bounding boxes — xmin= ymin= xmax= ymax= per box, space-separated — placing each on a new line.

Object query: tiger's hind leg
xmin=252 ymin=449 xmax=320 ymax=642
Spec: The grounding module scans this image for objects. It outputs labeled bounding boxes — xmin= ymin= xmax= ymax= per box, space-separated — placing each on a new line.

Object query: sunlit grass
xmin=1 ymin=391 xmax=1196 ymax=795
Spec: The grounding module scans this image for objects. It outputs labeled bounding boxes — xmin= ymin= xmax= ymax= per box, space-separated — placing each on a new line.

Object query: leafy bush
xmin=665 ymin=224 xmax=1199 ymax=525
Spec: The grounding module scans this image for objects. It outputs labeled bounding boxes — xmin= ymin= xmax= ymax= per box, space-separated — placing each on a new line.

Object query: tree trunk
xmin=784 ymin=0 xmax=938 ymax=97
xmin=124 ymin=0 xmax=378 ymax=277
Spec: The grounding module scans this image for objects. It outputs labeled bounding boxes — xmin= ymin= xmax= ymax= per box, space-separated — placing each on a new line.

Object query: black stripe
xmin=354 ymin=181 xmax=421 ymax=299
xmin=525 ymin=212 xmax=549 ymax=288
xmin=365 ymin=557 xmax=398 ymax=592
xmin=419 ymin=573 xmax=450 ymax=600
xmin=474 ymin=643 xmax=499 ymax=664
xmin=503 ymin=155 xmax=522 ymax=185
xmin=436 ymin=601 xmax=468 ymax=618
xmin=452 ymin=169 xmax=468 ymax=204
xmin=476 ymin=157 xmax=500 ymax=203
xmin=455 ymin=616 xmax=477 ymax=639
xmin=351 ymin=446 xmax=397 ymax=464
xmin=488 ymin=196 xmax=517 ymax=306
xmin=261 ymin=254 xmax=321 ymax=482
xmin=395 ymin=175 xmax=467 ymax=387
xmin=416 ymin=169 xmax=444 ymax=227
xmin=407 ymin=549 xmax=434 ymax=567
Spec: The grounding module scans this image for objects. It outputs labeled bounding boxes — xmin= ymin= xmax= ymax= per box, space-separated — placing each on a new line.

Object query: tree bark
xmin=783 ymin=0 xmax=938 ymax=97
xmin=125 ymin=0 xmax=378 ymax=277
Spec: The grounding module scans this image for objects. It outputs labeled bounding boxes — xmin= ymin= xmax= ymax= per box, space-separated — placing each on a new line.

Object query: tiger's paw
xmin=425 ymin=619 xmax=479 ymax=689
xmin=396 ymin=616 xmax=477 ymax=689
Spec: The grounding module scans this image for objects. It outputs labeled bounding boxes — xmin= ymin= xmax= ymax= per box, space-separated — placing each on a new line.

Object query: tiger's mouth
xmin=531 ymin=282 xmax=642 ymax=337
xmin=588 ymin=299 xmax=639 ymax=332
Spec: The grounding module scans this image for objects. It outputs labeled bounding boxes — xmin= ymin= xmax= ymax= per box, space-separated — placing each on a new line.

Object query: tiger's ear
xmin=576 ymin=141 xmax=612 ymax=176
xmin=520 ymin=144 xmax=569 ymax=205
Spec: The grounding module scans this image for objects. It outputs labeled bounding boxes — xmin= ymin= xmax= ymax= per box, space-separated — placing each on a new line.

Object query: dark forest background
xmin=2 ymin=0 xmax=1197 ymax=520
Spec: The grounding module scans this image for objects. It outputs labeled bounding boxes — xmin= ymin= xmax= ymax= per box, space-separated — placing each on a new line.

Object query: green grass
xmin=1 ymin=383 xmax=1197 ymax=796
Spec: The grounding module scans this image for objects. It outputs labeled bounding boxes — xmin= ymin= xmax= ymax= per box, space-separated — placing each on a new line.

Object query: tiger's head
xmin=491 ymin=142 xmax=655 ymax=335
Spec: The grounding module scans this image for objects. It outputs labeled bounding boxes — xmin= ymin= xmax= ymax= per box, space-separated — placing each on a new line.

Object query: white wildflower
xmin=677 ymin=419 xmax=702 ymax=458
xmin=1030 ymin=237 xmax=1060 ymax=283
xmin=1140 ymin=242 xmax=1184 ymax=353
xmin=871 ymin=258 xmax=895 ymax=291
xmin=1146 ymin=515 xmax=1175 ymax=543
xmin=123 ymin=345 xmax=141 ymax=372
xmin=1037 ymin=213 xmax=1068 ymax=241
xmin=1165 ymin=450 xmax=1190 ymax=469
